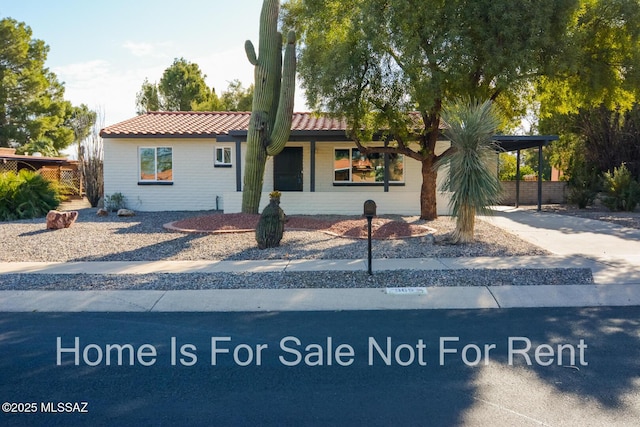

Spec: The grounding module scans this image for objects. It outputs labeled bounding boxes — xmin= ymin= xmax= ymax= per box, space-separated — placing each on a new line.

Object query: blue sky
xmin=2 ymin=0 xmax=306 ymax=127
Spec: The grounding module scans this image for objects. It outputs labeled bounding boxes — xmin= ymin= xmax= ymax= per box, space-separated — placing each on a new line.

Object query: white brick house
xmin=100 ymin=111 xmax=455 ymax=215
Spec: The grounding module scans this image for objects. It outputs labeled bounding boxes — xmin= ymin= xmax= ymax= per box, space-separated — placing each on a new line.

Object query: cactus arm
xmin=245 ymin=40 xmax=258 ymax=65
xmin=266 ymin=30 xmax=296 ymax=156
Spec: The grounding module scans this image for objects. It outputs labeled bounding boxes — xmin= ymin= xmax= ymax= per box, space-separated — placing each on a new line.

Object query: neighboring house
xmin=100 ymin=111 xmax=556 ymax=215
xmin=0 ymin=147 xmax=82 ymax=196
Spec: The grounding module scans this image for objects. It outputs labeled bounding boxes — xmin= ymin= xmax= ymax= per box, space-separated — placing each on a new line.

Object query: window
xmin=139 ymin=147 xmax=173 ymax=182
xmin=333 ymin=148 xmax=404 ymax=184
xmin=215 ymin=146 xmax=232 ymax=167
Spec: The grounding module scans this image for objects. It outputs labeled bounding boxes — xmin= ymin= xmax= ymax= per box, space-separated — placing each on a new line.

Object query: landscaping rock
xmin=46 ymin=210 xmax=78 ymax=229
xmin=96 ymin=208 xmax=109 ymax=217
xmin=117 ymin=209 xmax=135 ymax=217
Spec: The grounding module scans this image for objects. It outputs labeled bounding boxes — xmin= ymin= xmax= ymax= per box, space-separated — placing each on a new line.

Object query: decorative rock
xmin=96 ymin=208 xmax=109 ymax=217
xmin=117 ymin=209 xmax=136 ymax=217
xmin=46 ymin=210 xmax=79 ymax=230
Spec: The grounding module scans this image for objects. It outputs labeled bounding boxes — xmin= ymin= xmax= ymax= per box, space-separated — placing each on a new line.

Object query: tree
xmin=191 ymin=80 xmax=253 ymax=112
xmin=219 ymin=79 xmax=254 ymax=111
xmin=135 ymin=78 xmax=161 ymax=114
xmin=538 ymin=0 xmax=640 ymax=117
xmin=0 ymin=18 xmax=76 ymax=154
xmin=439 ymin=99 xmax=502 ymax=243
xmin=241 ymin=0 xmax=296 ymax=213
xmin=135 ymin=58 xmax=213 ymax=112
xmin=284 ymin=0 xmax=578 ymax=219
xmin=159 ymin=58 xmax=212 ymax=111
xmin=498 ymin=153 xmax=536 ymax=181
xmin=537 ymin=0 xmax=640 ymax=179
xmin=68 ymin=104 xmax=97 ymax=159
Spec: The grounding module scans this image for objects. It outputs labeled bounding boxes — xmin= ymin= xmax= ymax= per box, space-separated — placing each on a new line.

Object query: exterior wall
xmin=223 ymin=191 xmax=452 ymax=216
xmin=226 ymin=140 xmax=453 ymax=215
xmin=104 ymin=138 xmax=236 ymax=211
xmin=500 ymin=181 xmax=568 ymax=205
xmin=104 ymin=137 xmax=452 ymax=214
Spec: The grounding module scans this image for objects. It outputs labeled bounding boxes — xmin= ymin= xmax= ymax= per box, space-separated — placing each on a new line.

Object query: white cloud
xmin=123 ymin=41 xmax=154 ymax=57
xmin=122 ymin=41 xmax=176 ymax=59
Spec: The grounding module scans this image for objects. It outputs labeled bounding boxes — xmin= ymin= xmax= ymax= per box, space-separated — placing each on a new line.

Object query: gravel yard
xmin=0 ymin=208 xmax=600 ymax=290
xmin=0 ymin=209 xmax=549 ymax=262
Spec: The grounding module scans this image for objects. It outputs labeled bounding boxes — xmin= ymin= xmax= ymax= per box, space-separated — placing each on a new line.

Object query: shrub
xmin=565 ymin=157 xmax=600 ymax=209
xmin=601 ymin=164 xmax=640 ymax=211
xmin=0 ymin=170 xmax=61 ymax=221
xmin=104 ymin=192 xmax=126 ymax=211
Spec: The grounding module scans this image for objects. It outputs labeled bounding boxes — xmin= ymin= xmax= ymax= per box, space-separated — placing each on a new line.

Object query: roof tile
xmin=100 ymin=111 xmax=349 ymax=138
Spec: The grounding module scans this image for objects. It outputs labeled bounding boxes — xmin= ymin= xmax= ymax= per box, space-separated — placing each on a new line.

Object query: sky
xmin=1 ymin=0 xmax=307 ymax=129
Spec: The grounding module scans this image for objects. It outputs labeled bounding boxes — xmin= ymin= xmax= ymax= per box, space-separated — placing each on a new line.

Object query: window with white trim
xmin=334 ymin=148 xmax=404 ymax=183
xmin=139 ymin=147 xmax=173 ymax=182
xmin=215 ymin=146 xmax=233 ymax=167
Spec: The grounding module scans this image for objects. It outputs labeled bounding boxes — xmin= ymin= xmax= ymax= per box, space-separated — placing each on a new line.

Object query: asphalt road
xmin=1 ymin=308 xmax=639 ymax=426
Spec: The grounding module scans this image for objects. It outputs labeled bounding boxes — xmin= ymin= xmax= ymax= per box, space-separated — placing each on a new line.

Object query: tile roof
xmin=100 ymin=111 xmax=349 ymax=138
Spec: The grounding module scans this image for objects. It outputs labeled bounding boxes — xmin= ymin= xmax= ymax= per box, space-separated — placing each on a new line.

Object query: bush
xmin=565 ymin=157 xmax=600 ymax=209
xmin=104 ymin=192 xmax=126 ymax=211
xmin=601 ymin=164 xmax=640 ymax=211
xmin=0 ymin=170 xmax=61 ymax=221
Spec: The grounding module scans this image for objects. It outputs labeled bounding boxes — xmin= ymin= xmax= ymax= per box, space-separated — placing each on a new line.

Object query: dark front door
xmin=274 ymin=147 xmax=303 ymax=191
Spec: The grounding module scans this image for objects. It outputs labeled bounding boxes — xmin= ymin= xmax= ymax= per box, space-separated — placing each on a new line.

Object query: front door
xmin=274 ymin=147 xmax=303 ymax=191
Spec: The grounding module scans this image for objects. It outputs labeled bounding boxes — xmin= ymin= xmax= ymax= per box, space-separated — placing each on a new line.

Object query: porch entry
xmin=274 ymin=147 xmax=303 ymax=191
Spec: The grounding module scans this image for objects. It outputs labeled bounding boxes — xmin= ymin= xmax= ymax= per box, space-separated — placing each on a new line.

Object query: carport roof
xmin=493 ymin=135 xmax=559 ymax=151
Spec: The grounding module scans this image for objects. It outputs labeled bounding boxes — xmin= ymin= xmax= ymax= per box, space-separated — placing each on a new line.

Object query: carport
xmin=493 ymin=135 xmax=559 ymax=211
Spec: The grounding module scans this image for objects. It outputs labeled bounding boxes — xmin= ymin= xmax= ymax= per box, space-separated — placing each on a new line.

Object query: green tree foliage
xmin=284 ymin=0 xmax=578 ymax=219
xmin=192 ymin=79 xmax=254 ymax=112
xmin=159 ymin=58 xmax=211 ymax=111
xmin=0 ymin=18 xmax=76 ymax=154
xmin=538 ymin=0 xmax=640 ymax=117
xmin=219 ymin=80 xmax=254 ymax=111
xmin=439 ymin=99 xmax=502 ymax=243
xmin=135 ymin=78 xmax=161 ymax=114
xmin=135 ymin=58 xmax=214 ymax=112
xmin=538 ymin=1 xmax=640 ymax=183
xmin=0 ymin=170 xmax=61 ymax=221
xmin=498 ymin=153 xmax=536 ymax=181
xmin=137 ymin=68 xmax=254 ymax=113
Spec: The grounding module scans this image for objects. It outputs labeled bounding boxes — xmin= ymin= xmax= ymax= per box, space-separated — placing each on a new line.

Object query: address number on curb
xmin=385 ymin=287 xmax=428 ymax=295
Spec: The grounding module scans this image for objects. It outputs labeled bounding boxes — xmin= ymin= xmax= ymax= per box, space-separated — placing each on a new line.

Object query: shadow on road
xmin=1 ymin=308 xmax=638 ymax=425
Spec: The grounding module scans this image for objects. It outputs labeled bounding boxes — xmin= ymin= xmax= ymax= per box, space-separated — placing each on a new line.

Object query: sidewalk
xmin=1 ymin=208 xmax=640 ymax=311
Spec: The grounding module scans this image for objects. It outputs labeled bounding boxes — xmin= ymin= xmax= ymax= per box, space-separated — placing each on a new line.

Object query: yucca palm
xmin=439 ymin=99 xmax=502 ymax=243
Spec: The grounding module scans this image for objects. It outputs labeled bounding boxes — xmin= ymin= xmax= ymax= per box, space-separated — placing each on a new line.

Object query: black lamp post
xmin=363 ymin=200 xmax=377 ymax=275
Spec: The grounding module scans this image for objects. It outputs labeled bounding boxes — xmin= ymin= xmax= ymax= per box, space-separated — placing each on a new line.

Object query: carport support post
xmin=515 ymin=150 xmax=521 ymax=208
xmin=364 ymin=200 xmax=377 ymax=275
xmin=537 ymin=143 xmax=543 ymax=212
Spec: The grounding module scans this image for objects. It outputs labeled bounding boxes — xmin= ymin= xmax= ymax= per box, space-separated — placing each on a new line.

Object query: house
xmin=100 ymin=111 xmax=557 ymax=215
xmin=100 ymin=111 xmax=454 ymax=215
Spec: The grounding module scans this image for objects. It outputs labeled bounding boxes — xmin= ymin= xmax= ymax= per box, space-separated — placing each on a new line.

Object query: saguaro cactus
xmin=241 ymin=0 xmax=296 ymax=213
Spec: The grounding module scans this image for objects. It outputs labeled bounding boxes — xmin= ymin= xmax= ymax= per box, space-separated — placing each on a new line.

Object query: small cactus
xmin=256 ymin=191 xmax=286 ymax=249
